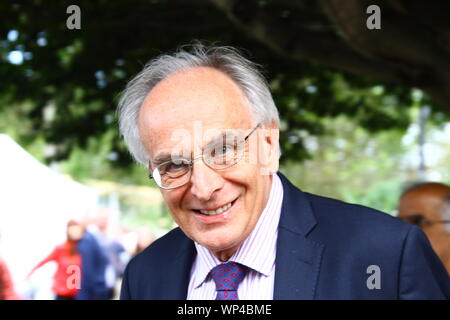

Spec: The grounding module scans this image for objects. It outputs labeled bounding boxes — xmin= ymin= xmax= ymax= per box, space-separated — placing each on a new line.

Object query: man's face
xmin=67 ymin=225 xmax=84 ymax=241
xmin=398 ymin=190 xmax=449 ymax=255
xmin=138 ymin=67 xmax=279 ymax=260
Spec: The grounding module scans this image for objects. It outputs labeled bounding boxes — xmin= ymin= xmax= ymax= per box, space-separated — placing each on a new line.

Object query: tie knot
xmin=210 ymin=261 xmax=247 ymax=292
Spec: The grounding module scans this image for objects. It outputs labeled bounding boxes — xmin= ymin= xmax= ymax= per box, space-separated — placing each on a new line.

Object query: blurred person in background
xmin=398 ymin=182 xmax=450 ymax=275
xmin=108 ymin=239 xmax=129 ymax=299
xmin=76 ymin=216 xmax=109 ymax=300
xmin=134 ymin=226 xmax=155 ymax=256
xmin=118 ymin=226 xmax=140 ymax=257
xmin=0 ymin=257 xmax=20 ymax=300
xmin=87 ymin=208 xmax=128 ymax=299
xmin=27 ymin=220 xmax=83 ymax=300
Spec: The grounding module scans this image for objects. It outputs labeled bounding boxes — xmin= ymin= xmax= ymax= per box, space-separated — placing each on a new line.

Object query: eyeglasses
xmin=148 ymin=124 xmax=261 ymax=190
xmin=400 ymin=213 xmax=450 ymax=227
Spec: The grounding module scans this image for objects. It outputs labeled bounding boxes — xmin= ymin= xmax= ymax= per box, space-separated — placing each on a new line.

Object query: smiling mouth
xmin=194 ymin=199 xmax=236 ymax=216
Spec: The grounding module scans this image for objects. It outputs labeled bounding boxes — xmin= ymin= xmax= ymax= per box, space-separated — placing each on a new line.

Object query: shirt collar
xmin=192 ymin=173 xmax=284 ymax=288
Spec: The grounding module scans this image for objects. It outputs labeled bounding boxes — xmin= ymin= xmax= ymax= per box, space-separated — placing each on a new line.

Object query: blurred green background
xmin=1 ymin=0 xmax=449 ymax=232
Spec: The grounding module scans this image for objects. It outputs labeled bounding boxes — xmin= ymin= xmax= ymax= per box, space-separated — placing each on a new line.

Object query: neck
xmin=216 ymin=247 xmax=238 ymax=262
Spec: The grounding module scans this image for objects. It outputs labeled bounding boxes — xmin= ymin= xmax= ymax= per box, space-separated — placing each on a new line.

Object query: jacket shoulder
xmin=304 ymin=192 xmax=410 ymax=235
xmin=302 ymin=191 xmax=416 ymax=259
xmin=303 ymin=192 xmax=450 ymax=299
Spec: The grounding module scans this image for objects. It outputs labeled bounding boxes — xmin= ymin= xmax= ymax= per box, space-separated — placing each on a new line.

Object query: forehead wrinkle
xmin=141 ymin=67 xmax=252 ymax=124
xmin=148 ymin=66 xmax=246 ymax=101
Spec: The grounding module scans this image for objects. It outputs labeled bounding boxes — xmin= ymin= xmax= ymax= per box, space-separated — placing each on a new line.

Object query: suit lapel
xmin=274 ymin=173 xmax=325 ymax=300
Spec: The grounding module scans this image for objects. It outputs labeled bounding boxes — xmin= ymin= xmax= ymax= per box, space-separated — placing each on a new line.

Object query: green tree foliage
xmin=281 ymin=115 xmax=407 ymax=213
xmin=1 ymin=0 xmax=433 ymax=171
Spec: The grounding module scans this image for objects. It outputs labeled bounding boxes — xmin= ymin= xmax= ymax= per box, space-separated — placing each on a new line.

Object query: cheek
xmin=162 ymin=191 xmax=187 ymax=218
xmin=224 ymin=171 xmax=260 ymax=211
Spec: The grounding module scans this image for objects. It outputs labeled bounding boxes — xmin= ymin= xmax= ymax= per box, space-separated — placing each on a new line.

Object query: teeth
xmin=199 ymin=202 xmax=232 ymax=216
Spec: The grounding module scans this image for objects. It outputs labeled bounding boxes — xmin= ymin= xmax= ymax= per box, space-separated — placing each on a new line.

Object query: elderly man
xmin=398 ymin=182 xmax=450 ymax=275
xmin=118 ymin=44 xmax=450 ymax=299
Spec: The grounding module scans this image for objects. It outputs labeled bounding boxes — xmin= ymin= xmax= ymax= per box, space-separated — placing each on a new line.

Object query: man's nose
xmin=189 ymin=160 xmax=224 ymax=202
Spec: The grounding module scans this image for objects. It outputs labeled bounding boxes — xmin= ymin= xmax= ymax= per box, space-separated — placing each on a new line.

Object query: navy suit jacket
xmin=121 ymin=173 xmax=450 ymax=299
xmin=76 ymin=231 xmax=109 ymax=300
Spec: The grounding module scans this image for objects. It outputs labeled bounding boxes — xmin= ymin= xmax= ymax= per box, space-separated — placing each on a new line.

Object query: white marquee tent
xmin=0 ymin=134 xmax=99 ymax=297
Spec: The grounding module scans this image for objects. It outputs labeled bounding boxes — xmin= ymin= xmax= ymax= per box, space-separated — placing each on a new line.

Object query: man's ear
xmin=258 ymin=121 xmax=280 ymax=175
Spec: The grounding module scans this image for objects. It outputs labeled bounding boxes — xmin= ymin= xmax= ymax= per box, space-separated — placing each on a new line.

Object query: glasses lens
xmin=149 ymin=126 xmax=259 ymax=189
xmin=204 ymin=135 xmax=244 ymax=169
xmin=154 ymin=159 xmax=191 ymax=189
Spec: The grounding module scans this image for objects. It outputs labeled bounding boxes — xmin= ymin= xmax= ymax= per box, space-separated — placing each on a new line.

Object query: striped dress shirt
xmin=187 ymin=173 xmax=284 ymax=300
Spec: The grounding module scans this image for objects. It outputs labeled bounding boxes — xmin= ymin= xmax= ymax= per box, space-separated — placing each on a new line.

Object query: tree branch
xmin=209 ymin=0 xmax=411 ymax=84
xmin=321 ymin=0 xmax=450 ymax=113
xmin=210 ymin=0 xmax=450 ymax=115
xmin=322 ymin=0 xmax=450 ymax=72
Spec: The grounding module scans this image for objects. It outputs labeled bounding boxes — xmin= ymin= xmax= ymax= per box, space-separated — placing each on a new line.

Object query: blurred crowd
xmin=1 ymin=181 xmax=449 ymax=300
xmin=0 ymin=208 xmax=155 ymax=300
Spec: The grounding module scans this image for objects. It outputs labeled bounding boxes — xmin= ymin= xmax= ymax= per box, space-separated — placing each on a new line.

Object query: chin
xmin=195 ymin=230 xmax=242 ymax=253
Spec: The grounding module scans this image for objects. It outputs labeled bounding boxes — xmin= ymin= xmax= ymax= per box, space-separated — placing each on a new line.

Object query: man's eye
xmin=220 ymin=145 xmax=231 ymax=154
xmin=159 ymin=160 xmax=187 ymax=174
xmin=169 ymin=161 xmax=185 ymax=171
xmin=214 ymin=144 xmax=233 ymax=156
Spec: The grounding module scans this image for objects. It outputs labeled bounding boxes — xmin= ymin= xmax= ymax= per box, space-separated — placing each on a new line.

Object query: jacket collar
xmin=273 ymin=172 xmax=324 ymax=299
xmin=164 ymin=233 xmax=196 ymax=299
xmin=276 ymin=172 xmax=317 ymax=236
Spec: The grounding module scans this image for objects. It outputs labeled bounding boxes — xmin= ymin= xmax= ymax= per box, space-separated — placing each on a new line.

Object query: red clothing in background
xmin=29 ymin=242 xmax=82 ymax=298
xmin=0 ymin=258 xmax=19 ymax=300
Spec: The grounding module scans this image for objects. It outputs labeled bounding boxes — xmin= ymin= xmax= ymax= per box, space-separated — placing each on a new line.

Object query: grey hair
xmin=117 ymin=42 xmax=280 ymax=166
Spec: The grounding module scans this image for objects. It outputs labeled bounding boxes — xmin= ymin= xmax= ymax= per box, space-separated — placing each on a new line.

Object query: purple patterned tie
xmin=210 ymin=261 xmax=247 ymax=300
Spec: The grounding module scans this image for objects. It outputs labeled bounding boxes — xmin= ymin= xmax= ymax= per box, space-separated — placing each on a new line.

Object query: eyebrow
xmin=152 ymin=130 xmax=239 ymax=164
xmin=205 ymin=130 xmax=239 ymax=146
xmin=152 ymin=153 xmax=174 ymax=165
